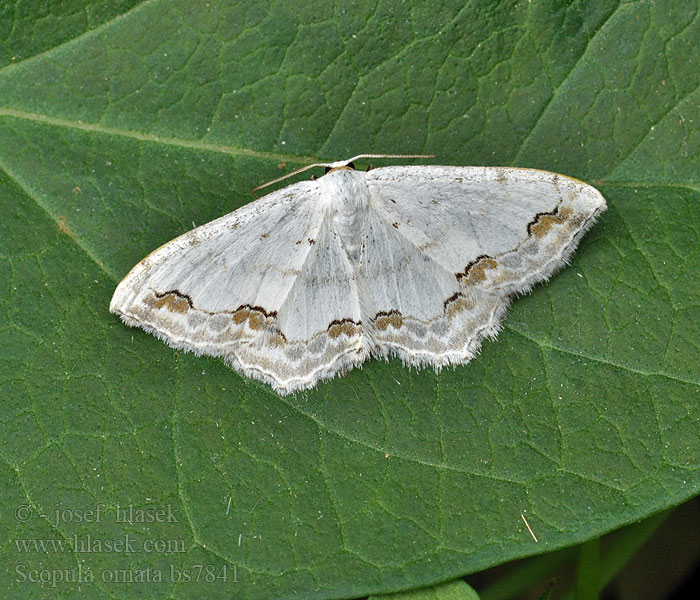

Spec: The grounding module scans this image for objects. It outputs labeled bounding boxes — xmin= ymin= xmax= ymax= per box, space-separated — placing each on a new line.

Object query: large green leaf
xmin=1 ymin=1 xmax=698 ymax=598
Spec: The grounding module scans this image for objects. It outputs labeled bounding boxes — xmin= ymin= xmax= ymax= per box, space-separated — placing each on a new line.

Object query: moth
xmin=110 ymin=155 xmax=606 ymax=393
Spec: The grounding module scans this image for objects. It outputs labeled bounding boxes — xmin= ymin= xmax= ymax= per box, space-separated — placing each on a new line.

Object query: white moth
xmin=110 ymin=155 xmax=606 ymax=394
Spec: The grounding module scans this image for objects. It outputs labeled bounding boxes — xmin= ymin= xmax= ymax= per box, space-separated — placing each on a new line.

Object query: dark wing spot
xmin=375 ymin=310 xmax=404 ymax=331
xmin=456 ymin=255 xmax=498 ymax=284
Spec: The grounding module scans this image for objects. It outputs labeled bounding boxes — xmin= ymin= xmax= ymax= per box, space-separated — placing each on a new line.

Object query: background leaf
xmin=371 ymin=579 xmax=481 ymax=600
xmin=1 ymin=1 xmax=698 ymax=599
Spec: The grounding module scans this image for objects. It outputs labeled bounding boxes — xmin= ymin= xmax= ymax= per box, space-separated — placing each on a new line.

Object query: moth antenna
xmin=251 ymin=162 xmax=330 ymax=197
xmin=345 ymin=153 xmax=435 ymax=163
xmin=250 ymin=154 xmax=435 ymax=197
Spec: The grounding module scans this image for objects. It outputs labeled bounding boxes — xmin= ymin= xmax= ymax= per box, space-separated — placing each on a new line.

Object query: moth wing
xmin=110 ymin=181 xmax=365 ymax=394
xmin=361 ymin=166 xmax=606 ymax=364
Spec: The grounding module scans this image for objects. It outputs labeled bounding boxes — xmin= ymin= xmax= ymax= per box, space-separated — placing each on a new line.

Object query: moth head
xmin=325 ymin=161 xmax=356 ymax=174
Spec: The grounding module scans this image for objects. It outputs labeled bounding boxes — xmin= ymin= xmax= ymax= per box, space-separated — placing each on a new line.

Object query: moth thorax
xmin=321 ymin=169 xmax=369 ymax=263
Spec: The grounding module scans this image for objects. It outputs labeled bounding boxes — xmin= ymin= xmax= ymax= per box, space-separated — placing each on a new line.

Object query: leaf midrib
xmin=0 ymin=107 xmax=319 ymax=164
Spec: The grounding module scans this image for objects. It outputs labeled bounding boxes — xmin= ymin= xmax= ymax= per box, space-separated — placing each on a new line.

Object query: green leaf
xmin=1 ymin=1 xmax=698 ymax=599
xmin=371 ymin=579 xmax=480 ymax=600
